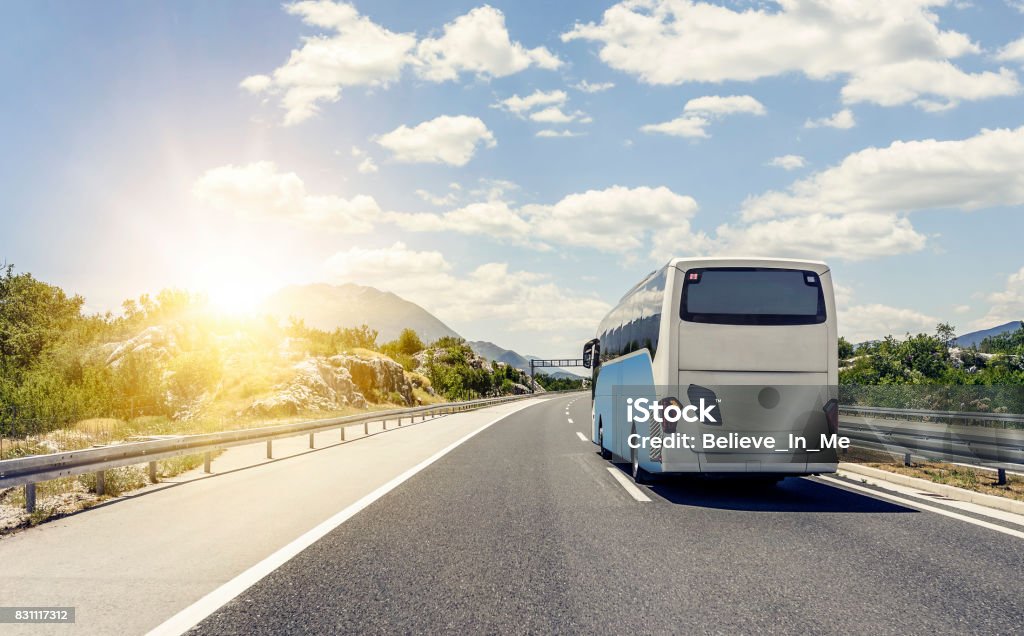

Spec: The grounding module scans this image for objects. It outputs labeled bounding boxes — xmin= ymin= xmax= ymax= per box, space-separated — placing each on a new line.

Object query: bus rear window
xmin=681 ymin=268 xmax=826 ymax=325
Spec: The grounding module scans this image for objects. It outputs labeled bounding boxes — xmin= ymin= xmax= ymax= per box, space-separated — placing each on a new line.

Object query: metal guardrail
xmin=839 ymin=406 xmax=1024 ymax=472
xmin=841 ymin=405 xmax=1024 ymax=426
xmin=0 ymin=394 xmax=533 ymax=512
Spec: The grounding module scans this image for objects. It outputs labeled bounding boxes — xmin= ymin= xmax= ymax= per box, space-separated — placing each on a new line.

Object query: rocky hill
xmin=264 ymin=283 xmax=460 ymax=343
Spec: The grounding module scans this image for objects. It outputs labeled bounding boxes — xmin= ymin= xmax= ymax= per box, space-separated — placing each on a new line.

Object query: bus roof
xmin=667 ymin=256 xmax=829 ymax=275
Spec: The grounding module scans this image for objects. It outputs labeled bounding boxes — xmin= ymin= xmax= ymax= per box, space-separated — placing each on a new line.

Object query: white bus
xmin=582 ymin=257 xmax=839 ymax=484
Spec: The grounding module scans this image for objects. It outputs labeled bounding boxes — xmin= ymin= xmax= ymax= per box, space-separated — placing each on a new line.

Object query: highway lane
xmin=189 ymin=394 xmax=1024 ymax=635
xmin=0 ymin=399 xmax=540 ymax=636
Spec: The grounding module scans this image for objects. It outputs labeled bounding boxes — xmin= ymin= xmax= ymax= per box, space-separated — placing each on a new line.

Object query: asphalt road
xmin=188 ymin=394 xmax=1024 ymax=635
xmin=0 ymin=400 xmax=537 ymax=636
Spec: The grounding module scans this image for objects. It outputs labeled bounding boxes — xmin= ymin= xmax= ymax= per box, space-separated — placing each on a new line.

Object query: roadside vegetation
xmin=0 ymin=265 xmax=531 ymax=460
xmin=839 ymin=322 xmax=1024 ymax=414
xmin=534 ymin=373 xmax=585 ymax=392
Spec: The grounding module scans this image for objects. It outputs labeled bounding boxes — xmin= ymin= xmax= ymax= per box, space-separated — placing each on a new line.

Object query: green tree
xmin=0 ymin=265 xmax=84 ymax=374
xmin=838 ymin=336 xmax=855 ymax=361
xmin=935 ymin=322 xmax=957 ymax=350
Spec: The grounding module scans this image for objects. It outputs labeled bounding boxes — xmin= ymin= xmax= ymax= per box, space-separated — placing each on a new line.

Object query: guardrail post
xmin=997 ymin=468 xmax=1007 ymax=486
xmin=204 ymin=452 xmax=212 ymax=473
xmin=340 ymin=426 xmax=346 ymax=442
xmin=364 ymin=421 xmax=369 ymax=435
xmin=149 ymin=461 xmax=158 ymax=483
xmin=95 ymin=471 xmax=105 ymax=496
xmin=266 ymin=440 xmax=273 ymax=459
xmin=24 ymin=483 xmax=35 ymax=513
xmin=903 ymin=452 xmax=912 ymax=467
xmin=309 ymin=432 xmax=315 ymax=449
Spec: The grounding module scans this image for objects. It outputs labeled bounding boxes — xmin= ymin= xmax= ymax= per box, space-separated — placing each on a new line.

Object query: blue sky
xmin=3 ymin=0 xmax=1024 ymax=356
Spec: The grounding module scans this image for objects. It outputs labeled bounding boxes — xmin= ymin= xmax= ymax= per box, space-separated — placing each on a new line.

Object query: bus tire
xmin=630 ymin=428 xmax=650 ymax=484
xmin=598 ymin=419 xmax=613 ymax=460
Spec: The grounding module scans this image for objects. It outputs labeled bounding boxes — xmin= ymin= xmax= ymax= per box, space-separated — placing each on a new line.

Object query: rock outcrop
xmin=331 ymin=354 xmax=413 ymax=405
xmin=246 ymin=353 xmax=415 ymax=417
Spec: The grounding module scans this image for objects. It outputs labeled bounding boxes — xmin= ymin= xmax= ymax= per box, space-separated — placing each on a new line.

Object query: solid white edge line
xmin=816 ymin=475 xmax=1024 ymax=540
xmin=146 ymin=399 xmax=540 ymax=636
xmin=575 ymin=431 xmax=588 ymax=441
xmin=606 ymin=467 xmax=652 ymax=502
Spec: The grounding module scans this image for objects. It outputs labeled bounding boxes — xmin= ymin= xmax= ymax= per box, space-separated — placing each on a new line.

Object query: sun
xmin=203 ymin=278 xmax=268 ymax=316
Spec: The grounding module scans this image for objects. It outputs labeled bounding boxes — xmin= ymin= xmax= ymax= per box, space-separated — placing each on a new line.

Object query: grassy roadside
xmin=841 ymin=446 xmax=1024 ymax=502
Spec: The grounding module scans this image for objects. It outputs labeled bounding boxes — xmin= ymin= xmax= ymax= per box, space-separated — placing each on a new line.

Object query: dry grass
xmin=842 ymin=447 xmax=1024 ymax=502
xmin=0 ymin=452 xmax=212 ymax=536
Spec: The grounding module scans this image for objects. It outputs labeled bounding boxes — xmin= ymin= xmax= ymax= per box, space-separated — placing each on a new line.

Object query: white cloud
xmin=529 ymin=106 xmax=591 ymax=124
xmin=415 ymin=185 xmax=461 ymax=206
xmin=742 ymin=125 xmax=1024 ymax=221
xmin=840 ymin=61 xmax=1019 ymax=111
xmin=953 ymin=304 xmax=971 ymax=314
xmin=192 ymin=161 xmax=380 ymax=232
xmin=698 ymin=213 xmax=928 ymax=262
xmin=240 ymin=74 xmax=272 ymax=93
xmin=641 ymin=115 xmax=710 ymax=138
xmin=642 ymin=94 xmax=765 ymax=138
xmin=997 ymin=36 xmax=1024 ymax=63
xmin=321 ymin=242 xmax=610 ymax=337
xmin=493 ymin=89 xmax=567 ymax=115
xmin=243 ymin=3 xmax=560 ymax=125
xmin=683 ymin=94 xmax=766 ymax=116
xmin=357 ymin=157 xmax=378 ymax=174
xmin=573 ymin=80 xmax=615 ymax=92
xmin=562 ymin=0 xmax=1019 ymax=110
xmin=240 ymin=1 xmax=417 ymax=125
xmin=536 ymin=129 xmax=585 ymax=138
xmin=374 ymin=115 xmax=496 ymax=166
xmin=389 ymin=185 xmax=699 ymax=254
xmin=804 ymin=109 xmax=856 ymax=129
xmin=973 ymin=267 xmax=1024 ymax=328
xmin=415 ymin=6 xmax=562 ymax=82
xmin=768 ymin=154 xmax=807 ymax=170
xmin=495 ymin=88 xmax=592 ymax=127
xmin=840 ymin=303 xmax=939 ymax=343
xmin=828 ymin=281 xmax=939 ymax=342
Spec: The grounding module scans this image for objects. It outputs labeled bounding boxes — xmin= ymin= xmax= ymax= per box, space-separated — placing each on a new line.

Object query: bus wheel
xmin=598 ymin=420 xmax=612 ymax=460
xmin=630 ymin=430 xmax=650 ymax=485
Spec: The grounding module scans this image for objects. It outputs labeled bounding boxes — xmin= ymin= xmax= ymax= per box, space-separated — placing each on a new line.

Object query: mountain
xmin=264 ymin=283 xmax=460 ymax=343
xmin=954 ymin=321 xmax=1024 ymax=348
xmin=468 ymin=340 xmax=531 ymax=372
xmin=468 ymin=340 xmax=586 ymax=379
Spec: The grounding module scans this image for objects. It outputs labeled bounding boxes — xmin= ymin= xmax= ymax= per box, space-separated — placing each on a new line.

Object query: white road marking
xmin=575 ymin=431 xmax=588 ymax=441
xmin=147 ymin=400 xmax=540 ymax=636
xmin=817 ymin=475 xmax=1024 ymax=540
xmin=606 ymin=467 xmax=652 ymax=502
xmin=567 ymin=418 xmax=574 ymax=424
xmin=834 ymin=469 xmax=1024 ymax=528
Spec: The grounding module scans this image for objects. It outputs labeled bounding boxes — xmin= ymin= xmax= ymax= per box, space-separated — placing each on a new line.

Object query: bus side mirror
xmin=582 ymin=339 xmax=599 ymax=369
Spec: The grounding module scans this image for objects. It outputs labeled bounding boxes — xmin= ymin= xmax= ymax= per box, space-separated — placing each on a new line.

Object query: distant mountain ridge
xmin=954 ymin=321 xmax=1024 ymax=348
xmin=264 ymin=283 xmax=460 ymax=343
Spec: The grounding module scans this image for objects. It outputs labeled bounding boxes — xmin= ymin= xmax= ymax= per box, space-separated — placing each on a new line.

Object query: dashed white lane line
xmin=567 ymin=418 xmax=574 ymax=424
xmin=575 ymin=431 xmax=588 ymax=441
xmin=606 ymin=467 xmax=652 ymax=502
xmin=817 ymin=475 xmax=1024 ymax=540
